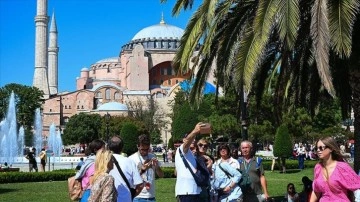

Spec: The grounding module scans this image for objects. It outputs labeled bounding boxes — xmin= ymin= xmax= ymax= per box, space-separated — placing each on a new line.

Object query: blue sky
xmin=0 ymin=0 xmax=197 ymax=92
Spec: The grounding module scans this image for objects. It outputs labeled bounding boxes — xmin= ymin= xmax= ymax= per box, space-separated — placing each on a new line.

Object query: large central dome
xmin=132 ymin=20 xmax=184 ymax=41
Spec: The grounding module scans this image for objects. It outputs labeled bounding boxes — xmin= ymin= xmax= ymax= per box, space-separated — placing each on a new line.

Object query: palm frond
xmin=166 ymin=0 xmax=195 ymax=16
xmin=234 ymin=23 xmax=267 ymax=92
xmin=173 ymin=1 xmax=214 ymax=74
xmin=254 ymin=0 xmax=278 ymax=39
xmin=329 ymin=0 xmax=360 ymax=58
xmin=311 ymin=0 xmax=335 ymax=96
xmin=277 ymin=0 xmax=300 ymax=50
xmin=202 ymin=0 xmax=233 ymax=56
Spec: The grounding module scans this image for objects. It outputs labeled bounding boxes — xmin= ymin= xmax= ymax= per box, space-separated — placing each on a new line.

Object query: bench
xmin=0 ymin=168 xmax=20 ymax=172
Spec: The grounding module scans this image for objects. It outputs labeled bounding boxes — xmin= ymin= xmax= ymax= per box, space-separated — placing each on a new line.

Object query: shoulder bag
xmin=112 ymin=155 xmax=137 ymax=199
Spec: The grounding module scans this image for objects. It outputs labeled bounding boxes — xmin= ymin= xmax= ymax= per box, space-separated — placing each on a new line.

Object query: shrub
xmin=273 ymin=125 xmax=293 ymax=158
xmin=0 ymin=170 xmax=74 ymax=183
xmin=121 ymin=122 xmax=139 ymax=155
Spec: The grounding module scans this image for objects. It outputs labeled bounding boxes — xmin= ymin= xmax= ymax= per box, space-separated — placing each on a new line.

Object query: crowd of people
xmin=14 ymin=122 xmax=359 ymax=202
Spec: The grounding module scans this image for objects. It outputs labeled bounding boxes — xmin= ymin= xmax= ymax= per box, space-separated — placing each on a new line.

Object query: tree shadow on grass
xmin=279 ymin=169 xmax=302 ymax=174
xmin=0 ymin=188 xmax=18 ymax=194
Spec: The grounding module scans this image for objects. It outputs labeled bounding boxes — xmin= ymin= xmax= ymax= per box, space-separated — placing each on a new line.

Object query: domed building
xmin=41 ymin=12 xmax=217 ymax=142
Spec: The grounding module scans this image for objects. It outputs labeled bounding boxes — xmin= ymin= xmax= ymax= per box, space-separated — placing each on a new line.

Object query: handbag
xmin=112 ymin=155 xmax=137 ymax=199
xmin=178 ymin=148 xmax=210 ymax=187
xmin=67 ymin=175 xmax=83 ymax=201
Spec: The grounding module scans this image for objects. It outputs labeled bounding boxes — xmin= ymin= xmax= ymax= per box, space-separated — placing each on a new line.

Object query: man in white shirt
xmin=296 ymin=143 xmax=306 ymax=170
xmin=175 ymin=123 xmax=203 ymax=202
xmin=129 ymin=134 xmax=164 ymax=202
xmin=108 ymin=136 xmax=144 ymax=202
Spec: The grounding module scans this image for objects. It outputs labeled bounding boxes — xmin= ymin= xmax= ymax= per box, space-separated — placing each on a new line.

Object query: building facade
xmin=35 ymin=0 xmax=217 ymax=143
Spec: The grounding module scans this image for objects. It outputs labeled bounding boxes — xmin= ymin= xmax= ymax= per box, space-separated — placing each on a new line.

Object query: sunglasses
xmin=198 ymin=143 xmax=208 ymax=148
xmin=190 ymin=147 xmax=196 ymax=150
xmin=315 ymin=146 xmax=328 ymax=151
xmin=289 ymin=187 xmax=294 ymax=189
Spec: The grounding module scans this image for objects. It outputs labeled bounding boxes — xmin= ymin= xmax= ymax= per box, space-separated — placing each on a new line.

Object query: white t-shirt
xmin=109 ymin=154 xmax=143 ymax=202
xmin=129 ymin=152 xmax=158 ymax=198
xmin=175 ymin=145 xmax=201 ymax=196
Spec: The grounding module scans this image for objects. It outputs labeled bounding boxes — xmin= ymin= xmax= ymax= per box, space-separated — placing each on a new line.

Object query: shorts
xmin=29 ymin=163 xmax=38 ymax=170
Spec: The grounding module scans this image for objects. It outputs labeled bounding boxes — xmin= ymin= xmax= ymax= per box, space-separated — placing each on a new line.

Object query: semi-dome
xmin=132 ymin=21 xmax=184 ymax=41
xmin=97 ymin=102 xmax=128 ymax=111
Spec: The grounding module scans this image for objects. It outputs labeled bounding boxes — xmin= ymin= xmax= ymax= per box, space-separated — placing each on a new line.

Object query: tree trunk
xmin=349 ymin=68 xmax=360 ymax=173
xmin=349 ymin=17 xmax=360 ymax=173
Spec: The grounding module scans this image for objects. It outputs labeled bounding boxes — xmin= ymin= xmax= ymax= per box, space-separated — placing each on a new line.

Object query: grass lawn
xmin=0 ymin=168 xmax=313 ymax=202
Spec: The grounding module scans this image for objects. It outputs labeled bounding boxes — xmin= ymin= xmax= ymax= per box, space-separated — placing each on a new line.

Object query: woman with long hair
xmin=310 ymin=137 xmax=360 ymax=202
xmin=283 ymin=183 xmax=299 ymax=202
xmin=88 ymin=149 xmax=117 ymax=202
xmin=75 ymin=139 xmax=105 ymax=201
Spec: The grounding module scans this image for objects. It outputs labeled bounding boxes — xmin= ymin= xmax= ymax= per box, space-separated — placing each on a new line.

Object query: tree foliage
xmin=273 ymin=125 xmax=293 ymax=158
xmin=0 ymin=83 xmax=44 ymax=146
xmin=62 ymin=113 xmax=102 ymax=145
xmin=120 ymin=122 xmax=139 ymax=155
xmin=127 ymin=98 xmax=167 ymax=134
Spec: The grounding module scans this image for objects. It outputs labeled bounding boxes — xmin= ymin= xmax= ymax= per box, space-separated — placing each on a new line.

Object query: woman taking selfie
xmin=310 ymin=137 xmax=360 ymax=202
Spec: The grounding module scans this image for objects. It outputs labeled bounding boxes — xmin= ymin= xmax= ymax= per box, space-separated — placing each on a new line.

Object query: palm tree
xmin=161 ymin=0 xmax=360 ymax=171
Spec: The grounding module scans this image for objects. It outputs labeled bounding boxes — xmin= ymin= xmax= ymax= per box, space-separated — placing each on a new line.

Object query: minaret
xmin=33 ymin=0 xmax=50 ymax=99
xmin=48 ymin=11 xmax=59 ymax=95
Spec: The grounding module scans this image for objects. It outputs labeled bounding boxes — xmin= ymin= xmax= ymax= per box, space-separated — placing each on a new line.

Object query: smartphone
xmin=199 ymin=123 xmax=211 ymax=135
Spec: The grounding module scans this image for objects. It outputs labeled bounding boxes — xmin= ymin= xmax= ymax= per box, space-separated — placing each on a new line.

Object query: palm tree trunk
xmin=349 ymin=68 xmax=360 ymax=173
xmin=349 ymin=18 xmax=360 ymax=173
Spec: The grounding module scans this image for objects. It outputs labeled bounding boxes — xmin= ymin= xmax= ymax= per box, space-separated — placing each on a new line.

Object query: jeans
xmin=133 ymin=197 xmax=156 ymax=202
xmin=177 ymin=194 xmax=201 ymax=202
xmin=298 ymin=154 xmax=305 ymax=169
xmin=80 ymin=189 xmax=91 ymax=202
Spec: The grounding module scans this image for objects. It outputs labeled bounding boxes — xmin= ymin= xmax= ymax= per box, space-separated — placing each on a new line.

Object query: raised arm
xmin=182 ymin=123 xmax=202 ymax=154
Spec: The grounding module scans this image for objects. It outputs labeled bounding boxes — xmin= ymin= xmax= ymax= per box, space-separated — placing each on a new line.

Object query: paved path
xmin=8 ymin=160 xmax=175 ymax=172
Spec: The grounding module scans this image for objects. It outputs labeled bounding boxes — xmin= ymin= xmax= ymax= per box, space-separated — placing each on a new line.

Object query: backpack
xmin=178 ymin=148 xmax=210 ymax=187
xmin=238 ymin=157 xmax=262 ymax=193
xmin=67 ymin=176 xmax=83 ymax=201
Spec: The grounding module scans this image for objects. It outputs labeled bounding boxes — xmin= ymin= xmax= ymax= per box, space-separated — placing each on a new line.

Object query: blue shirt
xmin=211 ymin=162 xmax=242 ymax=202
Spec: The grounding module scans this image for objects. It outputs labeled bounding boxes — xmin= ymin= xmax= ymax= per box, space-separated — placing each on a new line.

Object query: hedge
xmin=0 ymin=160 xmax=318 ymax=183
xmin=0 ymin=170 xmax=75 ymax=183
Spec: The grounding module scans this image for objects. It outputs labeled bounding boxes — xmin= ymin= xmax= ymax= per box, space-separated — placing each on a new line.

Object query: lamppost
xmin=240 ymin=85 xmax=249 ymax=141
xmin=105 ymin=112 xmax=111 ymax=143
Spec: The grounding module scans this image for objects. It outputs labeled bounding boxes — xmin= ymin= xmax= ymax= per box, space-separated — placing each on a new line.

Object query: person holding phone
xmin=129 ymin=134 xmax=164 ymax=202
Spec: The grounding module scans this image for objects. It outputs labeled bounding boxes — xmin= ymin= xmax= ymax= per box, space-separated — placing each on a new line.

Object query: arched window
xmin=96 ymin=92 xmax=102 ymax=98
xmin=114 ymin=92 xmax=121 ymax=99
xmin=105 ymin=88 xmax=111 ymax=100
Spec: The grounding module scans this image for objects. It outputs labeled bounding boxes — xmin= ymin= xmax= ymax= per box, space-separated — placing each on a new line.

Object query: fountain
xmin=0 ymin=92 xmax=78 ymax=170
xmin=0 ymin=92 xmax=25 ymax=165
xmin=33 ymin=108 xmax=43 ymax=154
xmin=47 ymin=123 xmax=63 ymax=162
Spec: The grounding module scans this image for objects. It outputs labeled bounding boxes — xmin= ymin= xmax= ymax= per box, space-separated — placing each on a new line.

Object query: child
xmin=283 ymin=183 xmax=299 ymax=202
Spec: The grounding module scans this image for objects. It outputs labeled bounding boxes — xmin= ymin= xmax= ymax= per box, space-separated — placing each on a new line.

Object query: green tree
xmin=150 ymin=130 xmax=162 ymax=145
xmin=273 ymin=125 xmax=293 ymax=173
xmin=62 ymin=113 xmax=102 ymax=145
xmin=163 ymin=0 xmax=360 ymax=171
xmin=283 ymin=108 xmax=312 ymax=142
xmin=0 ymin=83 xmax=44 ymax=146
xmin=120 ymin=122 xmax=139 ymax=155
